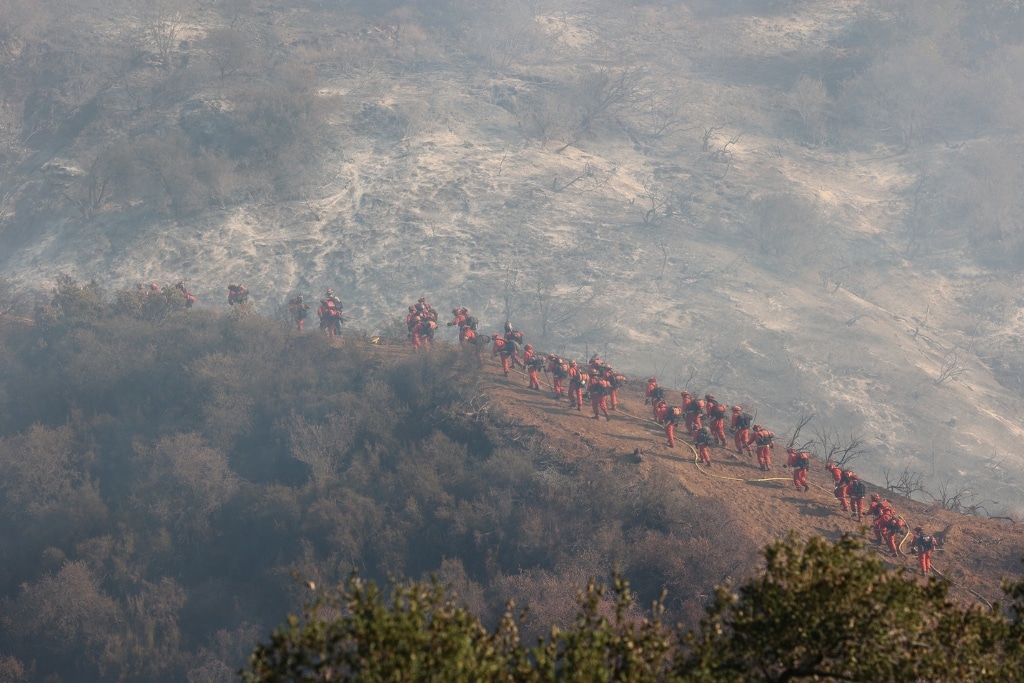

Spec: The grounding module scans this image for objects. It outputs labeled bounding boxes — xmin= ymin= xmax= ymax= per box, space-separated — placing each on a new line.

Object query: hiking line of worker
xmin=137 ymin=281 xmax=943 ymax=577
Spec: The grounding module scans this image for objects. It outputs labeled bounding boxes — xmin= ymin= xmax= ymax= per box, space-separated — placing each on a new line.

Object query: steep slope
xmin=471 ymin=351 xmax=1024 ymax=608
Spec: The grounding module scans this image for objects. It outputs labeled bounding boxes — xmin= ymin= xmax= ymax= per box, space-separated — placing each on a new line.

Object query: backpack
xmin=796 ymin=453 xmax=811 ymax=471
xmin=465 ymin=315 xmax=478 ymax=331
xmin=736 ymin=413 xmax=753 ymax=430
xmin=851 ymin=480 xmax=866 ymax=498
xmin=696 ymin=427 xmax=713 ymax=445
xmin=667 ymin=406 xmax=682 ymax=422
xmin=919 ymin=535 xmax=936 ymax=551
xmin=651 ymin=386 xmax=665 ymax=401
xmin=756 ymin=431 xmax=773 ymax=446
xmin=508 ymin=330 xmax=524 ymax=343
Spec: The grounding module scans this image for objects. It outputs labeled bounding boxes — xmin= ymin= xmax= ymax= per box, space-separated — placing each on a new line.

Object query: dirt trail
xmin=459 ymin=351 xmax=1024 ymax=607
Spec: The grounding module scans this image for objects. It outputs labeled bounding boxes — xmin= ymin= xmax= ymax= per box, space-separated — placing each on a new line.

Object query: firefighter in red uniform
xmin=785 ymin=448 xmax=810 ymax=491
xmin=491 ymin=334 xmax=513 ymax=374
xmin=227 ymin=283 xmax=249 ymax=307
xmin=588 ymin=370 xmax=611 ymax=420
xmin=607 ymin=370 xmax=627 ymax=410
xmin=526 ymin=347 xmax=544 ymax=390
xmin=463 ymin=327 xmax=483 ymax=365
xmin=684 ymin=394 xmax=703 ymax=432
xmin=826 ymin=463 xmax=850 ymax=511
xmin=883 ymin=515 xmax=907 ymax=557
xmin=645 ymin=378 xmax=658 ymax=403
xmin=547 ymin=355 xmax=566 ymax=399
xmin=695 ymin=425 xmax=714 ymax=466
xmin=871 ymin=499 xmax=894 ymax=544
xmin=502 ymin=323 xmax=525 ymax=370
xmin=732 ymin=407 xmax=754 ymax=456
xmin=662 ymin=403 xmax=681 ymax=447
xmin=288 ymin=294 xmax=310 ymax=332
xmin=751 ymin=425 xmax=774 ymax=471
xmin=709 ymin=403 xmax=728 ymax=447
xmin=447 ymin=307 xmax=466 ymax=333
xmin=911 ymin=527 xmax=937 ymax=576
xmin=867 ymin=494 xmax=890 ymax=541
xmin=848 ymin=474 xmax=867 ymax=520
xmin=318 ymin=298 xmax=342 ymax=337
xmin=453 ymin=308 xmax=477 ymax=345
xmin=409 ymin=316 xmax=426 ymax=349
xmin=653 ymin=398 xmax=668 ymax=424
xmin=420 ymin=317 xmax=436 ymax=350
xmin=703 ymin=393 xmax=718 ymax=417
xmin=567 ymin=361 xmax=586 ymax=411
xmin=649 ymin=386 xmax=666 ymax=420
xmin=175 ymin=281 xmax=196 ymax=309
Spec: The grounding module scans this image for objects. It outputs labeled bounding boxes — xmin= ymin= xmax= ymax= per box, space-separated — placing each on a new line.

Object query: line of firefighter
xmin=642 ymin=376 xmax=938 ymax=574
xmin=446 ymin=306 xmax=627 ymax=420
xmin=195 ymin=285 xmax=944 ymax=576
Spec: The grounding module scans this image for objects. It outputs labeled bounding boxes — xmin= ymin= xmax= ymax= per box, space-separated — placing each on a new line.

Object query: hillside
xmin=474 ymin=351 xmax=1024 ymax=609
xmin=0 ymin=296 xmax=1020 ymax=681
xmin=2 ymin=0 xmax=1024 ymax=518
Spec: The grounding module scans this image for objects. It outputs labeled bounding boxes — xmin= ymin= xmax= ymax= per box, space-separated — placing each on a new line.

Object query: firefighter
xmin=567 ymin=361 xmax=586 ymax=411
xmin=318 ymin=298 xmax=343 ymax=337
xmin=288 ymin=294 xmax=310 ymax=332
xmin=883 ymin=515 xmax=907 ymax=557
xmin=826 ymin=462 xmax=850 ymax=512
xmin=452 ymin=308 xmax=478 ymax=345
xmin=227 ymin=283 xmax=249 ymax=306
xmin=785 ymin=448 xmax=810 ymax=491
xmin=491 ymin=334 xmax=513 ymax=374
xmin=912 ymin=527 xmax=938 ymax=576
xmin=547 ymin=355 xmax=567 ymax=399
xmin=849 ymin=474 xmax=867 ymax=520
xmin=751 ymin=424 xmax=774 ymax=471
xmin=447 ymin=307 xmax=466 ymax=330
xmin=414 ymin=296 xmax=434 ymax=320
xmin=704 ymin=393 xmax=719 ymax=417
xmin=662 ymin=403 xmax=681 ymax=448
xmin=607 ymin=369 xmax=627 ymax=410
xmin=588 ymin=370 xmax=611 ymax=420
xmin=871 ymin=498 xmax=895 ymax=545
xmin=175 ymin=281 xmax=196 ymax=309
xmin=645 ymin=378 xmax=659 ymax=404
xmin=709 ymin=403 xmax=728 ymax=447
xmin=525 ymin=346 xmax=544 ymax=390
xmin=695 ymin=425 xmax=714 ymax=466
xmin=502 ymin=323 xmax=525 ymax=369
xmin=732 ymin=407 xmax=754 ymax=456
xmin=463 ymin=326 xmax=484 ymax=365
xmin=649 ymin=385 xmax=666 ymax=420
xmin=684 ymin=393 xmax=704 ymax=432
xmin=653 ymin=397 xmax=669 ymax=424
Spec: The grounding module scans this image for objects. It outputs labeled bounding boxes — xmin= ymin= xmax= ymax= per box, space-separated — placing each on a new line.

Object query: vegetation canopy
xmin=243 ymin=534 xmax=1024 ymax=682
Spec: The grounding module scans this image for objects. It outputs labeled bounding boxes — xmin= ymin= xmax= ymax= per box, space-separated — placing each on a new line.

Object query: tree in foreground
xmin=682 ymin=533 xmax=1022 ymax=682
xmin=243 ymin=535 xmax=1024 ymax=682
